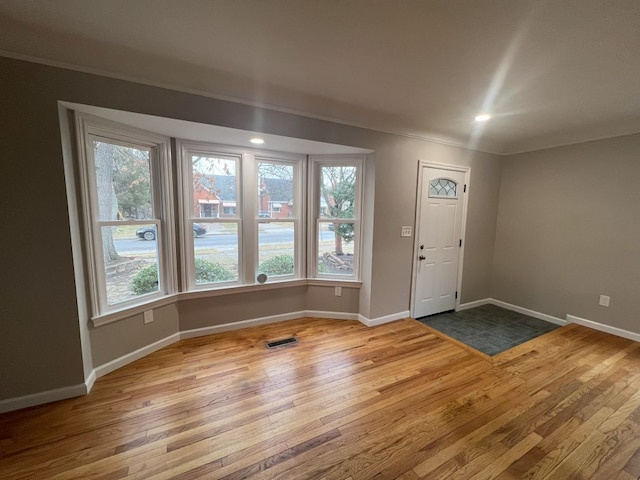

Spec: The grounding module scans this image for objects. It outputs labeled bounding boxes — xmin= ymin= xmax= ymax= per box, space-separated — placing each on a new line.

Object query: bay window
xmin=75 ymin=114 xmax=364 ymax=323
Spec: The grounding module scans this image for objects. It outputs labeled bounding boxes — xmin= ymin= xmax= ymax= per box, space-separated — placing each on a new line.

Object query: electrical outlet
xmin=599 ymin=295 xmax=610 ymax=307
xmin=401 ymin=226 xmax=412 ymax=237
xmin=143 ymin=310 xmax=154 ymax=324
xmin=335 ymin=286 xmax=342 ymax=297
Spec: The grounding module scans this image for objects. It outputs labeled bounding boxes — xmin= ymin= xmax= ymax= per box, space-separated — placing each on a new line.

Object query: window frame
xmin=75 ymin=114 xmax=176 ymax=318
xmin=255 ymin=154 xmax=305 ymax=282
xmin=308 ymin=155 xmax=364 ymax=281
xmin=178 ymin=143 xmax=243 ymax=290
xmin=178 ymin=142 xmax=305 ymax=290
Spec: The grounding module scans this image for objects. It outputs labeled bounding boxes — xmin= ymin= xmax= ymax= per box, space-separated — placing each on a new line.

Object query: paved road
xmin=115 ymin=228 xmax=335 ymax=254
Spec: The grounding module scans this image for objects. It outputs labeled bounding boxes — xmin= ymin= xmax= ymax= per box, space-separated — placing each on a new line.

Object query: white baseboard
xmin=567 ymin=314 xmax=640 ymax=342
xmin=180 ymin=310 xmax=361 ymax=340
xmin=359 ymin=310 xmax=410 ymax=327
xmin=94 ymin=332 xmax=181 ymax=379
xmin=0 ymin=383 xmax=88 ymax=414
xmin=180 ymin=310 xmax=307 ymax=339
xmin=306 ymin=310 xmax=360 ymax=321
xmin=487 ymin=299 xmax=567 ymax=326
xmin=457 ymin=298 xmax=491 ymax=311
xmin=85 ymin=369 xmax=96 ymax=393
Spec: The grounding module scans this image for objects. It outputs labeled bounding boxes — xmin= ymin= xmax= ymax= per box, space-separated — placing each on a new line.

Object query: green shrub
xmin=131 ymin=259 xmax=235 ymax=294
xmin=131 ymin=264 xmax=159 ymax=295
xmin=258 ymin=254 xmax=294 ymax=276
xmin=317 ymin=261 xmax=328 ymax=274
xmin=194 ymin=258 xmax=235 ymax=284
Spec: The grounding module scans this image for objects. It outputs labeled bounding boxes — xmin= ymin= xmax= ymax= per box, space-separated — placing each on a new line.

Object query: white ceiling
xmin=1 ymin=0 xmax=639 ymax=154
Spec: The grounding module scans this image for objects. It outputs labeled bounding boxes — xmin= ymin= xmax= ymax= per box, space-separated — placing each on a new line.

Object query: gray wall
xmin=366 ymin=137 xmax=502 ymax=318
xmin=90 ymin=304 xmax=179 ymax=367
xmin=492 ymin=134 xmax=640 ymax=332
xmin=0 ymin=56 xmax=500 ymax=402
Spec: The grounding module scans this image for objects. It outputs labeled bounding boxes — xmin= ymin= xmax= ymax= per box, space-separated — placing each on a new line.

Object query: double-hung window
xmin=310 ymin=155 xmax=364 ymax=280
xmin=76 ymin=115 xmax=174 ymax=317
xmin=255 ymin=155 xmax=304 ymax=280
xmin=180 ymin=145 xmax=242 ymax=288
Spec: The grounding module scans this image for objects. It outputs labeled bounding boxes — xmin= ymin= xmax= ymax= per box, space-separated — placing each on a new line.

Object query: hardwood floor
xmin=1 ymin=317 xmax=640 ymax=479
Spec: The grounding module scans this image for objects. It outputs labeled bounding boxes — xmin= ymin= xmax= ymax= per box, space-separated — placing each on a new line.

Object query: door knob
xmin=419 ymin=255 xmax=426 ymax=260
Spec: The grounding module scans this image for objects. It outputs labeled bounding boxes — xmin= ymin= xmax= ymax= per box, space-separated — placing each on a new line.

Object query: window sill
xmin=92 ymin=294 xmax=179 ymax=327
xmin=91 ymin=278 xmax=362 ymax=327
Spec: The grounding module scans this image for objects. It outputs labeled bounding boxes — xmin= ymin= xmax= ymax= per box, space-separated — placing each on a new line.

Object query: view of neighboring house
xmin=193 ymin=175 xmax=238 ymax=218
xmin=258 ymin=177 xmax=294 ymax=218
xmin=194 ymin=175 xmax=295 ymax=219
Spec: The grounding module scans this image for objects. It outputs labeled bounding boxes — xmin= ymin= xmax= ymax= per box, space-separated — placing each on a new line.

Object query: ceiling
xmin=1 ymin=0 xmax=639 ymax=154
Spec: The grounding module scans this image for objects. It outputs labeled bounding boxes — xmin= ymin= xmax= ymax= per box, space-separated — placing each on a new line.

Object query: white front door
xmin=412 ymin=166 xmax=467 ymax=318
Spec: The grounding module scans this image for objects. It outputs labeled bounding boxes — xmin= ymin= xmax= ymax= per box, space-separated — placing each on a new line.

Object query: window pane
xmin=429 ymin=178 xmax=457 ymax=197
xmin=319 ymin=165 xmax=357 ymax=220
xmin=257 ymin=161 xmax=294 ymax=219
xmin=317 ymin=222 xmax=354 ymax=276
xmin=258 ymin=222 xmax=295 ymax=278
xmin=193 ymin=222 xmax=238 ymax=284
xmin=192 ymin=155 xmax=238 ymax=219
xmin=93 ymin=141 xmax=152 ymax=221
xmin=103 ymin=224 xmax=160 ymax=305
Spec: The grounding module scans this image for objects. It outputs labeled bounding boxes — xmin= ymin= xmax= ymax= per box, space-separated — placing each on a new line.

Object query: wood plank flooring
xmin=1 ymin=318 xmax=640 ymax=479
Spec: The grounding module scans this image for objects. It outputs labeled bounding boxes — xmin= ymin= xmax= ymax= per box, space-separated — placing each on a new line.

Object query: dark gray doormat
xmin=418 ymin=304 xmax=560 ymax=356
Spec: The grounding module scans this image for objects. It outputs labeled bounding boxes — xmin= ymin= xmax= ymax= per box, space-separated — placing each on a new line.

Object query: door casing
xmin=410 ymin=160 xmax=471 ymax=318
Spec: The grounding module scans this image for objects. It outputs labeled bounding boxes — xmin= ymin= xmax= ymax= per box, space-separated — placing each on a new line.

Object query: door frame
xmin=410 ymin=160 xmax=471 ymax=318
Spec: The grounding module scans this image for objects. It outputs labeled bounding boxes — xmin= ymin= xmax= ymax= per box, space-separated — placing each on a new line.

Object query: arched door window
xmin=429 ymin=178 xmax=458 ymax=198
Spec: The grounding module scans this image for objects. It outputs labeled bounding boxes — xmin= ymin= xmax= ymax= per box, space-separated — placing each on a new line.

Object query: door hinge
xmin=464 ymin=184 xmax=467 ymax=193
xmin=459 ymin=239 xmax=462 ymax=247
xmin=455 ymin=291 xmax=458 ymax=299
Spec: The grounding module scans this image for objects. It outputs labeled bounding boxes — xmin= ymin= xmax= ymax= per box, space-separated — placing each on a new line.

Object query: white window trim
xmin=308 ymin=155 xmax=364 ymax=281
xmin=75 ymin=114 xmax=176 ymax=318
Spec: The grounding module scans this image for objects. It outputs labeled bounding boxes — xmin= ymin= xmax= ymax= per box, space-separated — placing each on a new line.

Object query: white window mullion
xmin=242 ymin=153 xmax=257 ymax=284
xmin=297 ymin=159 xmax=307 ymax=278
xmin=157 ymin=139 xmax=177 ymax=295
xmin=177 ymin=141 xmax=193 ymax=290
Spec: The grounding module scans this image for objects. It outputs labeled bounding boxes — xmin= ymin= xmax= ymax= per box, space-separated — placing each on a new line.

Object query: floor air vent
xmin=265 ymin=337 xmax=298 ymax=349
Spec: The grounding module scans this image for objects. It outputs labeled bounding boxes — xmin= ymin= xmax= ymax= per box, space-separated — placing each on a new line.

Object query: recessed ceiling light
xmin=250 ymin=137 xmax=264 ymax=145
xmin=474 ymin=114 xmax=491 ymax=122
